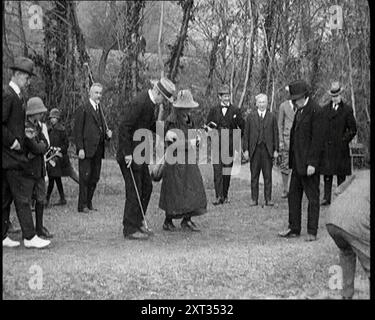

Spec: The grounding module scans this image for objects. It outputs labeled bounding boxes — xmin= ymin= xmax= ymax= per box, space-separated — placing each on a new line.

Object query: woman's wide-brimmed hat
xmin=49 ymin=108 xmax=61 ymax=119
xmin=26 ymin=97 xmax=47 ymax=116
xmin=10 ymin=56 xmax=36 ymax=76
xmin=328 ymin=81 xmax=344 ymax=96
xmin=151 ymin=77 xmax=176 ymax=102
xmin=172 ymin=89 xmax=199 ymax=109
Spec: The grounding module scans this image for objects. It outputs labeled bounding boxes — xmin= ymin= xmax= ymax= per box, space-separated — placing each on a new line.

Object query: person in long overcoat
xmin=320 ymin=82 xmax=357 ymax=205
xmin=159 ymin=90 xmax=207 ymax=232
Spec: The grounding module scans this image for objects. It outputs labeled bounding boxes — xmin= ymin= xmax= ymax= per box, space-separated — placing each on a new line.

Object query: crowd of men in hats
xmin=3 ymin=56 xmax=363 ymax=290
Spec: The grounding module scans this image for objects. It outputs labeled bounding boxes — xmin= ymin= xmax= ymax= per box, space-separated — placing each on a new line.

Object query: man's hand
xmin=165 ymin=130 xmax=178 ymax=142
xmin=307 ymin=165 xmax=315 ymax=176
xmin=125 ymin=155 xmax=133 ymax=168
xmin=273 ymin=150 xmax=279 ymax=159
xmin=25 ymin=128 xmax=36 ymax=140
xmin=78 ymin=149 xmax=85 ymax=160
xmin=243 ymin=150 xmax=249 ymax=162
xmin=10 ymin=139 xmax=21 ymax=151
xmin=106 ymin=129 xmax=112 ymax=139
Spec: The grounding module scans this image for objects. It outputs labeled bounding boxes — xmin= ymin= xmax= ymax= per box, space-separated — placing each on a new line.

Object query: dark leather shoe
xmin=56 ymin=199 xmax=67 ymax=206
xmin=278 ymin=228 xmax=300 ymax=238
xmin=212 ymin=198 xmax=224 ymax=206
xmin=87 ymin=204 xmax=98 ymax=211
xmin=139 ymin=225 xmax=154 ymax=236
xmin=163 ymin=221 xmax=176 ymax=231
xmin=304 ymin=234 xmax=317 ymax=242
xmin=37 ymin=227 xmax=53 ymax=239
xmin=124 ymin=231 xmax=149 ymax=240
xmin=321 ymin=199 xmax=331 ymax=206
xmin=181 ymin=220 xmax=200 ymax=232
xmin=250 ymin=200 xmax=258 ymax=207
xmin=78 ymin=207 xmax=90 ymax=213
xmin=265 ymin=201 xmax=274 ymax=206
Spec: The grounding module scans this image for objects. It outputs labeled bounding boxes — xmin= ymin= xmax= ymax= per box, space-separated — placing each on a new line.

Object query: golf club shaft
xmin=129 ymin=166 xmax=149 ymax=229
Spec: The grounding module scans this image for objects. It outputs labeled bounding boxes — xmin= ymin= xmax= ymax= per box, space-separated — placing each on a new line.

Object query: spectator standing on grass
xmin=117 ymin=77 xmax=176 ymax=240
xmin=320 ymin=81 xmax=357 ymax=206
xmin=243 ymin=93 xmax=279 ymax=207
xmin=277 ymin=88 xmax=296 ymax=199
xmin=3 ymin=57 xmax=50 ymax=249
xmin=278 ymin=80 xmax=326 ymax=242
xmin=159 ymin=89 xmax=207 ymax=232
xmin=326 ymin=172 xmax=370 ymax=299
xmin=73 ymin=83 xmax=112 ymax=214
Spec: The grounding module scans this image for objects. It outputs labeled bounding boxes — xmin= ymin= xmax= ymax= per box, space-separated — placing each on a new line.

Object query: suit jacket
xmin=73 ymin=100 xmax=107 ymax=159
xmin=2 ymin=85 xmax=28 ymax=170
xmin=206 ymin=104 xmax=244 ymax=157
xmin=289 ymin=98 xmax=326 ymax=175
xmin=320 ymin=101 xmax=357 ymax=176
xmin=243 ymin=109 xmax=279 ymax=160
xmin=116 ymin=91 xmax=157 ymax=164
xmin=278 ymin=100 xmax=295 ymax=149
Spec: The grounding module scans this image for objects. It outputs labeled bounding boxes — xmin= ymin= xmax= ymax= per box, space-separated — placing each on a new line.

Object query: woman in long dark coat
xmin=46 ymin=108 xmax=75 ymax=206
xmin=320 ymin=82 xmax=357 ymax=205
xmin=159 ymin=90 xmax=207 ymax=231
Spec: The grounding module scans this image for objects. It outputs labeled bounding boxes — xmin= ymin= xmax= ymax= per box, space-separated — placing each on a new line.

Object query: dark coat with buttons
xmin=320 ymin=101 xmax=357 ymax=176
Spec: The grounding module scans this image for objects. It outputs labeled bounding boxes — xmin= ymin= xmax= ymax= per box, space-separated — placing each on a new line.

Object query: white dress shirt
xmin=257 ymin=109 xmax=266 ymax=118
xmin=9 ymin=81 xmax=21 ymax=97
xmin=89 ymin=98 xmax=98 ymax=111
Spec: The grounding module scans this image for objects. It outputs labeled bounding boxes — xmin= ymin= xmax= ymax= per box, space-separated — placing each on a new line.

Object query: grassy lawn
xmin=2 ymin=159 xmax=370 ymax=300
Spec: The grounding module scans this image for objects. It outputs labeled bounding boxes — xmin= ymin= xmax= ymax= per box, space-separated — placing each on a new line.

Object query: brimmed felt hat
xmin=328 ymin=81 xmax=344 ymax=96
xmin=49 ymin=108 xmax=61 ymax=119
xmin=26 ymin=97 xmax=47 ymax=116
xmin=172 ymin=89 xmax=199 ymax=109
xmin=218 ymin=84 xmax=230 ymax=95
xmin=10 ymin=57 xmax=36 ymax=77
xmin=288 ymin=80 xmax=309 ymax=100
xmin=152 ymin=77 xmax=176 ymax=102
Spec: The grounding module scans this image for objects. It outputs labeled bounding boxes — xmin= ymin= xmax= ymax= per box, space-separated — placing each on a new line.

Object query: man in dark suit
xmin=243 ymin=93 xmax=279 ymax=206
xmin=320 ymin=81 xmax=357 ymax=206
xmin=205 ymin=85 xmax=244 ymax=205
xmin=73 ymin=83 xmax=112 ymax=213
xmin=117 ymin=77 xmax=176 ymax=240
xmin=3 ymin=57 xmax=50 ymax=249
xmin=279 ymin=80 xmax=327 ymax=241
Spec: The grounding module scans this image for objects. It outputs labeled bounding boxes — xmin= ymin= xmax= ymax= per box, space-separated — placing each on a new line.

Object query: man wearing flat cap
xmin=3 ymin=57 xmax=51 ymax=248
xmin=320 ymin=81 xmax=357 ymax=206
xmin=117 ymin=77 xmax=176 ymax=240
xmin=205 ymin=84 xmax=244 ymax=205
xmin=278 ymin=80 xmax=327 ymax=242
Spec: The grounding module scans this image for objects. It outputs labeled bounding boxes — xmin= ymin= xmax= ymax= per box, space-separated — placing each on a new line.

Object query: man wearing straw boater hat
xmin=73 ymin=83 xmax=113 ymax=214
xmin=320 ymin=81 xmax=357 ymax=206
xmin=3 ymin=57 xmax=51 ymax=248
xmin=117 ymin=77 xmax=176 ymax=240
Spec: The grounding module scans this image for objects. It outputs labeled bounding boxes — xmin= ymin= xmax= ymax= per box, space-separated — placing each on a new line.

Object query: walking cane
xmin=129 ymin=166 xmax=153 ymax=235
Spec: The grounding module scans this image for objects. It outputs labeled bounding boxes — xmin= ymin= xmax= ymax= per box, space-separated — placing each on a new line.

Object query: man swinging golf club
xmin=117 ymin=77 xmax=176 ymax=240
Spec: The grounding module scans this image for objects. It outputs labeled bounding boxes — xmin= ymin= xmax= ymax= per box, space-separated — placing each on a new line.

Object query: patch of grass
xmin=3 ymin=161 xmax=370 ymax=300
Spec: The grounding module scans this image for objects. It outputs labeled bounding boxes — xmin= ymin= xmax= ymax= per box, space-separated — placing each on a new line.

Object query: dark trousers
xmin=288 ymin=169 xmax=320 ymax=236
xmin=118 ymin=161 xmax=152 ymax=236
xmin=250 ymin=143 xmax=273 ymax=202
xmin=78 ymin=145 xmax=103 ymax=210
xmin=213 ymin=161 xmax=233 ymax=200
xmin=326 ymin=224 xmax=370 ymax=298
xmin=2 ymin=170 xmax=36 ymax=240
xmin=323 ymin=175 xmax=346 ymax=202
xmin=47 ymin=177 xmax=65 ymax=200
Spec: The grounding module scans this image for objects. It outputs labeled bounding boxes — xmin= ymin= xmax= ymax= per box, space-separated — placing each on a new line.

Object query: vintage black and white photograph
xmin=2 ymin=0 xmax=370 ymax=302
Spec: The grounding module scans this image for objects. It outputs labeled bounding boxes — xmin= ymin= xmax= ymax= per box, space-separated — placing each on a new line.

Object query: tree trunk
xmin=17 ymin=1 xmax=28 ymax=56
xmin=205 ymin=33 xmax=222 ymax=96
xmin=158 ymin=1 xmax=165 ymax=77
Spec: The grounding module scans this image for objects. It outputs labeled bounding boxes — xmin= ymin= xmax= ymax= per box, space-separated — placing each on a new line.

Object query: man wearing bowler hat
xmin=117 ymin=77 xmax=176 ymax=240
xmin=278 ymin=80 xmax=326 ymax=241
xmin=3 ymin=57 xmax=50 ymax=248
xmin=205 ymin=84 xmax=244 ymax=205
xmin=320 ymin=81 xmax=357 ymax=206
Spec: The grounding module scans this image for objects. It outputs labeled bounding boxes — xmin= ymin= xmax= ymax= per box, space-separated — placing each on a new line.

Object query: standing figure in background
xmin=320 ymin=81 xmax=357 ymax=206
xmin=243 ymin=93 xmax=279 ymax=207
xmin=277 ymin=88 xmax=296 ymax=199
xmin=205 ymin=85 xmax=244 ymax=205
xmin=73 ymin=83 xmax=112 ymax=213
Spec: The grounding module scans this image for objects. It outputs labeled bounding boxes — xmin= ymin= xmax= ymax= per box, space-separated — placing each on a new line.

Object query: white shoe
xmin=24 ymin=235 xmax=51 ymax=249
xmin=3 ymin=236 xmax=20 ymax=248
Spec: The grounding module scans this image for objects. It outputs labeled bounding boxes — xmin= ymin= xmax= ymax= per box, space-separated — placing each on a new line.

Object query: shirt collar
xmin=9 ymin=81 xmax=21 ymax=96
xmin=148 ymin=89 xmax=157 ymax=105
xmin=289 ymin=100 xmax=294 ymax=111
xmin=257 ymin=109 xmax=266 ymax=117
xmin=303 ymin=97 xmax=309 ymax=107
xmin=89 ymin=98 xmax=98 ymax=109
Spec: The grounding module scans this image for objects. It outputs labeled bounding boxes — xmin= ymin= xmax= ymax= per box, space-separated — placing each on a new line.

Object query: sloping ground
xmin=2 ymin=160 xmax=370 ymax=299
